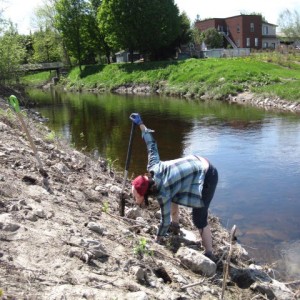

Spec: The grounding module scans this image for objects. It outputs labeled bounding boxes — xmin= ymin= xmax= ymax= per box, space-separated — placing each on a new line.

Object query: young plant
xmin=45 ymin=131 xmax=56 ymax=142
xmin=102 ymin=200 xmax=109 ymax=213
xmin=133 ymin=237 xmax=152 ymax=258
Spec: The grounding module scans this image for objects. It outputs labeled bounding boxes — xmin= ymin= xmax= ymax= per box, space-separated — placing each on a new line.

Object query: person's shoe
xmin=168 ymin=222 xmax=180 ymax=235
xmin=204 ymin=251 xmax=218 ymax=263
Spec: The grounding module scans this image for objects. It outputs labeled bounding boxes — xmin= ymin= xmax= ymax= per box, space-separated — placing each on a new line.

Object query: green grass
xmin=21 ymin=71 xmax=54 ymax=85
xmin=21 ymin=52 xmax=300 ymax=101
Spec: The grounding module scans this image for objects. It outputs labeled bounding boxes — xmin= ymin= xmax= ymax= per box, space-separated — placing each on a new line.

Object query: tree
xmin=85 ymin=0 xmax=111 ymax=64
xmin=31 ymin=29 xmax=62 ymax=63
xmin=201 ymin=28 xmax=223 ymax=49
xmin=177 ymin=12 xmax=192 ymax=47
xmin=0 ymin=23 xmax=26 ymax=83
xmin=98 ymin=0 xmax=181 ymax=61
xmin=278 ymin=9 xmax=300 ymax=39
xmin=191 ymin=25 xmax=202 ymax=46
xmin=171 ymin=12 xmax=192 ymax=52
xmin=33 ymin=0 xmax=57 ymax=31
xmin=33 ymin=0 xmax=71 ymax=66
xmin=55 ymin=0 xmax=90 ymax=71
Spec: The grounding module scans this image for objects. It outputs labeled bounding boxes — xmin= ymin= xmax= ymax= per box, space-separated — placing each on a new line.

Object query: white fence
xmin=202 ymin=48 xmax=250 ymax=58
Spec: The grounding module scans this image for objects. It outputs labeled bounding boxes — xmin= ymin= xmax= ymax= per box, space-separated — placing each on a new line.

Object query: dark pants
xmin=192 ymin=163 xmax=218 ymax=229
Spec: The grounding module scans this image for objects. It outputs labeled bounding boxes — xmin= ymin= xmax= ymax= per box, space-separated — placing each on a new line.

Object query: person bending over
xmin=130 ymin=113 xmax=218 ymax=259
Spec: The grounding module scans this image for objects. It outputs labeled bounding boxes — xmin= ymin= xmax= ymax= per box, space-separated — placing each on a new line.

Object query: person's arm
xmin=157 ymin=198 xmax=171 ymax=237
xmin=140 ymin=124 xmax=160 ymax=169
xmin=130 ymin=113 xmax=160 ymax=169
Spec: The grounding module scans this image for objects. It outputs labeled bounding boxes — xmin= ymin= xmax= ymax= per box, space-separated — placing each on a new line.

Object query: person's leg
xmin=192 ymin=164 xmax=218 ymax=256
xmin=171 ymin=203 xmax=179 ymax=223
xmin=199 ymin=225 xmax=213 ymax=255
xmin=169 ymin=203 xmax=180 ymax=234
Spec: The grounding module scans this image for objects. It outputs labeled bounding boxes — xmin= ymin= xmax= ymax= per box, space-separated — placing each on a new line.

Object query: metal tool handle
xmin=119 ymin=121 xmax=136 ymax=216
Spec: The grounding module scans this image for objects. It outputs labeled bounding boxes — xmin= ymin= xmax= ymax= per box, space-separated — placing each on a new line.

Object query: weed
xmin=106 ymin=157 xmax=118 ymax=173
xmin=102 ymin=200 xmax=109 ymax=213
xmin=133 ymin=237 xmax=153 ymax=258
xmin=45 ymin=131 xmax=56 ymax=142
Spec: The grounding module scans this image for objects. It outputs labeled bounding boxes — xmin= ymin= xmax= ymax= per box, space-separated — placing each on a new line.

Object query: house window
xmin=264 ymin=42 xmax=268 ymax=48
xmin=255 ymin=38 xmax=258 ymax=47
xmin=236 ymin=40 xmax=240 ymax=47
xmin=263 ymin=26 xmax=268 ymax=35
xmin=246 ymin=38 xmax=250 ymax=47
xmin=237 ymin=25 xmax=240 ymax=33
xmin=250 ymin=23 xmax=254 ymax=32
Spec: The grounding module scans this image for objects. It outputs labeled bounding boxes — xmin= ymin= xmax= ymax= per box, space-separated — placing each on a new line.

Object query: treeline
xmin=1 ymin=0 xmax=299 ymax=83
xmin=0 ymin=0 xmax=196 ymax=81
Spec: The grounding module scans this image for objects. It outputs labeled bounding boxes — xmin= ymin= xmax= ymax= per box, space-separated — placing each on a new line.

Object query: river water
xmin=27 ymin=87 xmax=300 ymax=279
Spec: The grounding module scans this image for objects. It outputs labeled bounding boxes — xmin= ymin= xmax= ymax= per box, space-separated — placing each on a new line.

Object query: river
xmin=27 ymin=87 xmax=300 ymax=280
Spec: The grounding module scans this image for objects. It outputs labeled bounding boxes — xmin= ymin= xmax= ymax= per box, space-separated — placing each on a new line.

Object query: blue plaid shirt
xmin=142 ymin=128 xmax=206 ymax=236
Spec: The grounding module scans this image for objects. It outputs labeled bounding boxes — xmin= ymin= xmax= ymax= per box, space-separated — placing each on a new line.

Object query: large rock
xmin=176 ymin=246 xmax=216 ymax=277
xmin=251 ymin=279 xmax=294 ymax=300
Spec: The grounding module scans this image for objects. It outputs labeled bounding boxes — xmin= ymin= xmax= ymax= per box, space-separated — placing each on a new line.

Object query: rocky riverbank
xmin=0 ymin=85 xmax=299 ymax=299
xmin=109 ymin=84 xmax=300 ymax=114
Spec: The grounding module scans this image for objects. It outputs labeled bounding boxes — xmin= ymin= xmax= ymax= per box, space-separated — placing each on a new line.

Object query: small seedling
xmin=133 ymin=237 xmax=152 ymax=257
xmin=45 ymin=131 xmax=56 ymax=142
xmin=102 ymin=200 xmax=109 ymax=213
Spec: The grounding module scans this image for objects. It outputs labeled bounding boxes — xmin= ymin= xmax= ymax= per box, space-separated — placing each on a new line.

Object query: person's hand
xmin=130 ymin=113 xmax=143 ymax=125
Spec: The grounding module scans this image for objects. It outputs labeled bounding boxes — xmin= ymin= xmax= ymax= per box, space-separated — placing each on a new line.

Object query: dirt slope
xmin=0 ymin=87 xmax=299 ymax=300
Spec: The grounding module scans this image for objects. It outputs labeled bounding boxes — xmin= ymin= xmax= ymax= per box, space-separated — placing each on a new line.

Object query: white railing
xmin=220 ymin=32 xmax=238 ymax=49
xmin=201 ymin=48 xmax=250 ymax=58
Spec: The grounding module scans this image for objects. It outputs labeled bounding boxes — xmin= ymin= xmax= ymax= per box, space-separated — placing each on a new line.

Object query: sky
xmin=1 ymin=0 xmax=300 ymax=35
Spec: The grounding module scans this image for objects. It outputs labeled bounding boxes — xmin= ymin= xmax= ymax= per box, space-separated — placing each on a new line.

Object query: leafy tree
xmin=178 ymin=12 xmax=192 ymax=46
xmin=201 ymin=28 xmax=223 ymax=49
xmin=33 ymin=0 xmax=57 ymax=31
xmin=54 ymin=0 xmax=111 ymax=69
xmin=18 ymin=34 xmax=34 ymax=64
xmin=172 ymin=12 xmax=192 ymax=51
xmin=144 ymin=0 xmax=181 ymax=60
xmin=98 ymin=0 xmax=143 ymax=60
xmin=55 ymin=0 xmax=90 ymax=71
xmin=278 ymin=9 xmax=300 ymax=39
xmin=31 ymin=29 xmax=62 ymax=63
xmin=98 ymin=0 xmax=181 ymax=61
xmin=85 ymin=0 xmax=111 ymax=64
xmin=0 ymin=23 xmax=26 ymax=83
xmin=33 ymin=0 xmax=71 ymax=66
xmin=191 ymin=25 xmax=202 ymax=46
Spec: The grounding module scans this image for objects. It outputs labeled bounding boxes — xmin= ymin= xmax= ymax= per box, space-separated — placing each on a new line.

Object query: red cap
xmin=132 ymin=176 xmax=149 ymax=196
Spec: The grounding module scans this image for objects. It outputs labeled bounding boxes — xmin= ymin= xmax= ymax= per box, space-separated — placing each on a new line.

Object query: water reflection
xmin=27 ymin=87 xmax=300 ymax=279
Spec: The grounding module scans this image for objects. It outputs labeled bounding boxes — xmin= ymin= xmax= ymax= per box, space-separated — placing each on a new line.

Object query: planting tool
xmin=8 ymin=95 xmax=51 ymax=190
xmin=119 ymin=121 xmax=136 ymax=216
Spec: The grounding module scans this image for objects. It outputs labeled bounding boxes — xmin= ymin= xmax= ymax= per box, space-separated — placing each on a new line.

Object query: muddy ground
xmin=0 ymin=85 xmax=299 ymax=299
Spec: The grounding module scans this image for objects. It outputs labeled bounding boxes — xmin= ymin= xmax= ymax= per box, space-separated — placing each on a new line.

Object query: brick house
xmin=195 ymin=15 xmax=279 ymax=49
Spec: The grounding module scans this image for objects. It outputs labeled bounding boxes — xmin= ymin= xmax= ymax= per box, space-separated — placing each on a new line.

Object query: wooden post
xmin=221 ymin=224 xmax=237 ymax=300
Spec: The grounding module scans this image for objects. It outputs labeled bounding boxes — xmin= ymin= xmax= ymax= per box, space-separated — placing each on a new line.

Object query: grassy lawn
xmin=21 ymin=51 xmax=300 ymax=101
